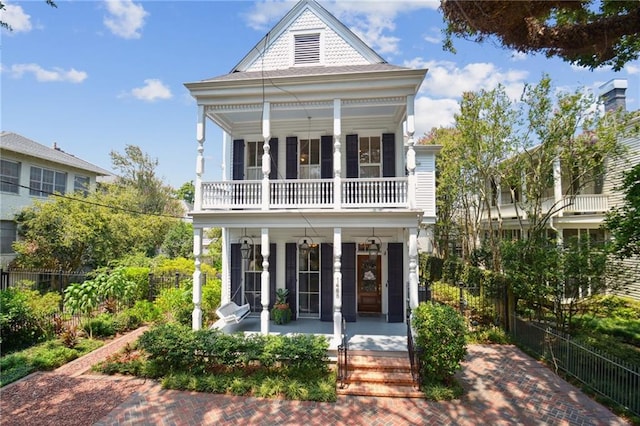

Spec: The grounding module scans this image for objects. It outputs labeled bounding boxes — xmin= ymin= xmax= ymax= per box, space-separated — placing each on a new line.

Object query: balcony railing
xmin=484 ymin=194 xmax=609 ymax=220
xmin=200 ymin=177 xmax=409 ymax=210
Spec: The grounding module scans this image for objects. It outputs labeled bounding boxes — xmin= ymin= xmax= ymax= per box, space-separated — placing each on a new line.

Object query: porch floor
xmin=217 ymin=314 xmax=407 ymax=352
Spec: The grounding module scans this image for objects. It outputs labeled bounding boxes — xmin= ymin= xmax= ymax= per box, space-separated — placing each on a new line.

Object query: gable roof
xmin=231 ymin=0 xmax=386 ymax=73
xmin=0 ymin=131 xmax=112 ymax=176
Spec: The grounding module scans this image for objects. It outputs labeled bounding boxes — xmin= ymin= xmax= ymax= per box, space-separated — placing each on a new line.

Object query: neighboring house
xmin=0 ymin=131 xmax=112 ymax=268
xmin=184 ymin=0 xmax=439 ymax=343
xmin=479 ymin=79 xmax=640 ymax=300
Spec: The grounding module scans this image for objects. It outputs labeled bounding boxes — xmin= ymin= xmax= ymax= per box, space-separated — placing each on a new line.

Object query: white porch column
xmin=553 ymin=157 xmax=563 ymax=217
xmin=221 ymin=227 xmax=230 ymax=304
xmin=192 ymin=227 xmax=203 ymax=330
xmin=194 ymin=104 xmax=206 ymax=212
xmin=408 ymin=227 xmax=419 ymax=311
xmin=332 ymin=227 xmax=342 ymax=345
xmin=333 ymin=99 xmax=342 ymax=209
xmin=260 ymin=228 xmax=270 ymax=335
xmin=262 ymin=102 xmax=271 ymax=211
xmin=406 ymin=95 xmax=417 ymax=209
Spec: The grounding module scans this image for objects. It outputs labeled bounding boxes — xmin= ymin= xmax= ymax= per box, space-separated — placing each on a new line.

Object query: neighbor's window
xmin=74 ymin=175 xmax=90 ymax=196
xmin=29 ymin=166 xmax=66 ymax=196
xmin=359 ymin=136 xmax=381 ymax=178
xmin=0 ymin=159 xmax=20 ymax=194
xmin=0 ymin=220 xmax=17 ymax=254
xmin=294 ymin=33 xmax=320 ymax=65
xmin=299 ymin=138 xmax=320 ymax=179
xmin=246 ymin=141 xmax=262 ymax=180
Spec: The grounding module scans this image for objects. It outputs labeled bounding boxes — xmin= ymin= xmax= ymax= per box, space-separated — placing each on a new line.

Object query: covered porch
xmin=217 ymin=314 xmax=407 ymax=352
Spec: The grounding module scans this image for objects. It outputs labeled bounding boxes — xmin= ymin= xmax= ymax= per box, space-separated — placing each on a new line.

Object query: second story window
xmin=74 ymin=175 xmax=90 ymax=196
xmin=299 ymin=138 xmax=320 ymax=179
xmin=1 ymin=159 xmax=20 ymax=194
xmin=246 ymin=141 xmax=262 ymax=180
xmin=359 ymin=136 xmax=381 ymax=178
xmin=29 ymin=166 xmax=66 ymax=197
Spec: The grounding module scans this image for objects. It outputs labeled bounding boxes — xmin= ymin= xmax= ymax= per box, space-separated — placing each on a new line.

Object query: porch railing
xmin=200 ymin=177 xmax=409 ymax=210
xmin=484 ymin=194 xmax=609 ymax=220
xmin=337 ymin=317 xmax=349 ymax=389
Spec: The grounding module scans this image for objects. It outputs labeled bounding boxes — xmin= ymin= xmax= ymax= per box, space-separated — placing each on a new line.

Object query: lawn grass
xmin=0 ymin=338 xmax=103 ymax=387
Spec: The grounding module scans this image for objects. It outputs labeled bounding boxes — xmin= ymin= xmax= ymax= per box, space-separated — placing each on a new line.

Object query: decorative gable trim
xmin=231 ymin=0 xmax=385 ymax=73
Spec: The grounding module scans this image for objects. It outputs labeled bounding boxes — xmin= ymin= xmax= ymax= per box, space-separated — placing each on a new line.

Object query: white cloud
xmin=414 ymin=96 xmax=460 ymax=135
xmin=0 ymin=2 xmax=32 ymax=33
xmin=625 ymin=62 xmax=639 ymax=75
xmin=127 ymin=79 xmax=172 ymax=102
xmin=243 ymin=0 xmax=295 ymax=31
xmin=103 ymin=0 xmax=148 ymax=39
xmin=509 ymin=50 xmax=527 ymax=62
xmin=407 ymin=58 xmax=528 ymax=100
xmin=423 ymin=27 xmax=441 ymax=45
xmin=7 ymin=63 xmax=87 ymax=83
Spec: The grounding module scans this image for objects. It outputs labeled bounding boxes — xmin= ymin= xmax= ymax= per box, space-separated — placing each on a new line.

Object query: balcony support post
xmin=262 ymin=101 xmax=271 ymax=211
xmin=406 ymin=95 xmax=416 ymax=209
xmin=332 ymin=227 xmax=342 ymax=346
xmin=195 ymin=104 xmax=206 ymax=212
xmin=553 ymin=157 xmax=563 ymax=217
xmin=260 ymin=228 xmax=270 ymax=335
xmin=333 ymin=99 xmax=342 ymax=209
xmin=192 ymin=226 xmax=203 ymax=330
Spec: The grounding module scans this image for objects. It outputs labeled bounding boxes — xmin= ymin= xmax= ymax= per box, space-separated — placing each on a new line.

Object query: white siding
xmin=245 ymin=9 xmax=369 ymax=72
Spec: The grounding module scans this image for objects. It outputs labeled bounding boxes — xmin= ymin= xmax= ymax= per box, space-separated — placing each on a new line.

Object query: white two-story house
xmin=0 ymin=131 xmax=112 ymax=268
xmin=185 ymin=0 xmax=439 ymax=343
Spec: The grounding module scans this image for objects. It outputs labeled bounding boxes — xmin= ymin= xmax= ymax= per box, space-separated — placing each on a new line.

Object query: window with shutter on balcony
xmin=299 ymin=138 xmax=320 ymax=179
xmin=246 ymin=141 xmax=262 ymax=180
xmin=294 ymin=33 xmax=320 ymax=65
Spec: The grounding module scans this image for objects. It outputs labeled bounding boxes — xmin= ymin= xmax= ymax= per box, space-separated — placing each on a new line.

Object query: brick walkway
xmin=5 ymin=327 xmax=630 ymax=425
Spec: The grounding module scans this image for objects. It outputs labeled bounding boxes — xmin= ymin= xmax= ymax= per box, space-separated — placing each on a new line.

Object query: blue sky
xmin=2 ymin=0 xmax=638 ymax=189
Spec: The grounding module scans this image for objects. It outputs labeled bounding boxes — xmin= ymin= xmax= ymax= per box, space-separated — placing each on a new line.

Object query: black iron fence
xmin=513 ymin=317 xmax=640 ymax=417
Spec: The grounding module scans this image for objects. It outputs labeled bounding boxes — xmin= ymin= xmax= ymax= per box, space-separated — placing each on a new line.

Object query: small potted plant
xmin=271 ymin=288 xmax=292 ymax=324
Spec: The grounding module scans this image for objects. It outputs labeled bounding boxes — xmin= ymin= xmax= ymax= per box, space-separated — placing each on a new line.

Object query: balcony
xmin=200 ymin=177 xmax=409 ymax=210
xmin=485 ymin=194 xmax=609 ymax=221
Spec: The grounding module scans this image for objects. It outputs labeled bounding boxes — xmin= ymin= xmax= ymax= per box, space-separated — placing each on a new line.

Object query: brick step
xmin=337 ymin=383 xmax=423 ymax=398
xmin=348 ymin=355 xmax=412 ymax=372
xmin=346 ymin=370 xmax=415 ymax=386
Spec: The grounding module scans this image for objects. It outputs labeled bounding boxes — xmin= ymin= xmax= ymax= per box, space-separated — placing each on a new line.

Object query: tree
xmin=110 ymin=145 xmax=180 ymax=216
xmin=161 ymin=221 xmax=193 ymax=259
xmin=175 ymin=181 xmax=195 ymax=204
xmin=1 ymin=1 xmax=55 ymax=31
xmin=605 ymin=163 xmax=640 ymax=258
xmin=441 ymin=0 xmax=640 ymax=70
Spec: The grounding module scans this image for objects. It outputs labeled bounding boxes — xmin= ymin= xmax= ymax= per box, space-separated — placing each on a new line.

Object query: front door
xmin=357 ymin=255 xmax=381 ymax=313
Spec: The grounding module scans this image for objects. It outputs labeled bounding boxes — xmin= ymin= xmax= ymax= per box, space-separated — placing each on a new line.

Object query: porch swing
xmin=210 ymin=233 xmax=253 ymax=330
xmin=210 ymin=285 xmax=251 ymax=330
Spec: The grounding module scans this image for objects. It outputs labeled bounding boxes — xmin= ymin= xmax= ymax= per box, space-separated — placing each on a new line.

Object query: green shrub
xmin=0 ymin=288 xmax=44 ymax=352
xmin=82 ymin=314 xmax=116 ymax=338
xmin=122 ymin=267 xmax=151 ymax=302
xmin=129 ymin=300 xmax=162 ymax=323
xmin=412 ymin=302 xmax=467 ymax=384
xmin=154 ymin=287 xmax=192 ymax=325
xmin=113 ymin=310 xmax=142 ymax=333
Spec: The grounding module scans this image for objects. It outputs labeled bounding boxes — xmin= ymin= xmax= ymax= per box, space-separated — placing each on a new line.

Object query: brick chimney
xmin=598 ymin=79 xmax=627 ymax=113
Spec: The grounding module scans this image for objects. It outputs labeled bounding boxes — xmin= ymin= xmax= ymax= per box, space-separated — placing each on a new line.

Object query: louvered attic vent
xmin=294 ymin=33 xmax=320 ymax=65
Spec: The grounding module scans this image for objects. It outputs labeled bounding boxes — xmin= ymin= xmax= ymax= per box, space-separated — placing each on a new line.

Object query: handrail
xmin=337 ymin=317 xmax=348 ymax=389
xmin=407 ymin=317 xmax=422 ymax=389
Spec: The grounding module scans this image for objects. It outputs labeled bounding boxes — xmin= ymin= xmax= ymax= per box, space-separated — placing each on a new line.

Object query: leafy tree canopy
xmin=441 ymin=0 xmax=640 ymax=70
xmin=175 ymin=181 xmax=195 ymax=204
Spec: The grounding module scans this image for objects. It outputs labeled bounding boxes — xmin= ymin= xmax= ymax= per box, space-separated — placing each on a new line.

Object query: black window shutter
xmin=286 ymin=136 xmax=298 ymax=179
xmin=320 ymin=243 xmax=333 ymax=321
xmin=320 ymin=135 xmax=333 ymax=179
xmin=269 ymin=243 xmax=277 ymax=310
xmin=382 ymin=133 xmax=395 ymax=177
xmin=269 ymin=138 xmax=279 ymax=180
xmin=230 ymin=243 xmax=242 ymax=305
xmin=387 ymin=243 xmax=404 ymax=322
xmin=346 ymin=134 xmax=358 ymax=178
xmin=232 ymin=139 xmax=244 ymax=181
xmin=285 ymin=243 xmax=297 ymax=320
xmin=341 ymin=243 xmax=356 ymax=322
